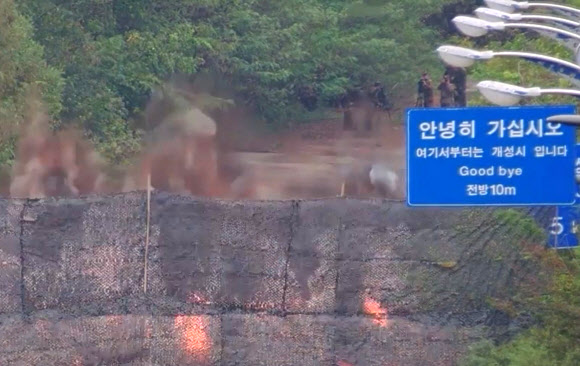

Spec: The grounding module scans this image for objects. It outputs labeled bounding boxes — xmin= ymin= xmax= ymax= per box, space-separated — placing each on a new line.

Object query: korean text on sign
xmin=406 ymin=105 xmax=576 ymax=207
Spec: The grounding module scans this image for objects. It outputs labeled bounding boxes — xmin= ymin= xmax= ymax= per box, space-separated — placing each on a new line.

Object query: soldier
xmin=298 ymin=84 xmax=318 ymax=111
xmin=445 ymin=66 xmax=467 ymax=106
xmin=372 ymin=81 xmax=392 ymax=122
xmin=416 ymin=73 xmax=426 ymax=107
xmin=370 ymin=82 xmax=388 ymax=109
xmin=453 ymin=67 xmax=467 ymax=107
xmin=421 ymin=73 xmax=434 ymax=107
xmin=364 ymin=82 xmax=385 ymax=131
xmin=343 ymin=101 xmax=355 ymax=130
xmin=438 ymin=74 xmax=455 ymax=107
xmin=340 ymin=90 xmax=355 ymax=131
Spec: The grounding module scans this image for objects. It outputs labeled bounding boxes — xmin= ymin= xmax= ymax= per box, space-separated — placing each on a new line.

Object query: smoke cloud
xmin=9 ymin=108 xmax=107 ymax=199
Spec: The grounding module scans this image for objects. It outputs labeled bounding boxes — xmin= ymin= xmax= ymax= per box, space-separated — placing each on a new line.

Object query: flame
xmin=105 ymin=315 xmax=123 ymax=327
xmin=362 ymin=297 xmax=388 ymax=327
xmin=337 ymin=361 xmax=355 ymax=366
xmin=144 ymin=322 xmax=152 ymax=339
xmin=174 ymin=315 xmax=211 ymax=360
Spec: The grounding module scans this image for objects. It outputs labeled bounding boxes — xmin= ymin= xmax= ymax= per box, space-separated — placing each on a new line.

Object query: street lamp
xmin=474 ymin=7 xmax=580 ymax=28
xmin=485 ymin=0 xmax=580 ymax=19
xmin=436 ymin=45 xmax=580 ymax=87
xmin=453 ymin=15 xmax=580 ymax=40
xmin=547 ymin=114 xmax=580 ymax=126
xmin=474 ymin=8 xmax=580 ymax=52
xmin=452 ymin=16 xmax=580 ymax=62
xmin=476 ymin=80 xmax=580 ymax=106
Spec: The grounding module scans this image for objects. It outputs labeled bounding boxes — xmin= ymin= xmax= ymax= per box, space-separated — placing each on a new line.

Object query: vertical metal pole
xmin=555 ymin=206 xmax=559 ymax=249
xmin=143 ymin=173 xmax=151 ymax=294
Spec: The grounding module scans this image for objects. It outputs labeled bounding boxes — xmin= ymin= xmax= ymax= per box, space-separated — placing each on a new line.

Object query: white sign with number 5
xmin=550 ymin=216 xmax=564 ymax=236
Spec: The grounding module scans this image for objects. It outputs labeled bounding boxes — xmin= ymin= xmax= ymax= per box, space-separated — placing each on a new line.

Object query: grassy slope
xmin=453 ymin=1 xmax=580 ymax=364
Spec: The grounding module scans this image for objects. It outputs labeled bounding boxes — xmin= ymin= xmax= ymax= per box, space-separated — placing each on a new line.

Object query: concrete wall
xmin=0 ymin=192 xmax=551 ymax=365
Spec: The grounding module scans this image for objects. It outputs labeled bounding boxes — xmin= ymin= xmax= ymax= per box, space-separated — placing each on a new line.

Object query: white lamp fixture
xmin=436 ymin=45 xmax=580 ymax=87
xmin=476 ymin=80 xmax=580 ymax=106
xmin=474 ymin=7 xmax=580 ymax=28
xmin=452 ymin=16 xmax=580 ymax=40
xmin=476 ymin=80 xmax=540 ymax=106
xmin=484 ymin=0 xmax=523 ymax=13
xmin=436 ymin=45 xmax=494 ymax=68
xmin=452 ymin=16 xmax=580 ymax=63
xmin=547 ymin=114 xmax=580 ymax=126
xmin=452 ymin=16 xmax=504 ymax=37
xmin=484 ymin=0 xmax=580 ymax=19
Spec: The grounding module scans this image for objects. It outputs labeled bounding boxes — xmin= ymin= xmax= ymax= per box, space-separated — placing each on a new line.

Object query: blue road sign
xmin=548 ymin=143 xmax=580 ymax=249
xmin=406 ymin=105 xmax=577 ymax=207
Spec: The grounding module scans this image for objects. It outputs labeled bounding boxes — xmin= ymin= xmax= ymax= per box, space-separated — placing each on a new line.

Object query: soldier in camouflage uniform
xmin=438 ymin=74 xmax=455 ymax=107
xmin=444 ymin=66 xmax=467 ymax=107
xmin=416 ymin=73 xmax=434 ymax=107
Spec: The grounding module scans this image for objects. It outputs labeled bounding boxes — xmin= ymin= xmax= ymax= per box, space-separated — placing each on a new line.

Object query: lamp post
xmin=474 ymin=7 xmax=580 ymax=49
xmin=474 ymin=7 xmax=580 ymax=29
xmin=436 ymin=45 xmax=580 ymax=87
xmin=547 ymin=114 xmax=580 ymax=126
xmin=443 ymin=3 xmax=580 ymax=251
xmin=452 ymin=16 xmax=580 ymax=63
xmin=484 ymin=0 xmax=580 ymax=20
xmin=476 ymin=80 xmax=580 ymax=106
xmin=453 ymin=16 xmax=580 ymax=39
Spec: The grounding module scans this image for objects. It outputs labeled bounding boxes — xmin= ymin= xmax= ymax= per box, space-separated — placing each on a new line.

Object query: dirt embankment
xmin=5 ymin=104 xmax=406 ymax=202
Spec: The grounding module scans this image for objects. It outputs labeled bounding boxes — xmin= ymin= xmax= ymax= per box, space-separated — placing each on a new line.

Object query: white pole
xmin=143 ymin=172 xmax=151 ymax=294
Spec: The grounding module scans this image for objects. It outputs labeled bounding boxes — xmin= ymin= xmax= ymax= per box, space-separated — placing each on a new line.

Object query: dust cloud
xmin=9 ymin=108 xmax=107 ymax=199
xmin=5 ymin=83 xmax=404 ymax=200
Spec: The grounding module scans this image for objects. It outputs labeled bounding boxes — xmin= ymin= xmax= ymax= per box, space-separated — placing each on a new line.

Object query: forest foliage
xmin=0 ymin=0 xmax=475 ymax=166
xmin=460 ymin=245 xmax=580 ymax=366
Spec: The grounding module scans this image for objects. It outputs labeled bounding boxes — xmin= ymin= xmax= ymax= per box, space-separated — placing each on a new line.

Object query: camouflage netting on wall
xmin=0 ymin=192 xmax=553 ymax=365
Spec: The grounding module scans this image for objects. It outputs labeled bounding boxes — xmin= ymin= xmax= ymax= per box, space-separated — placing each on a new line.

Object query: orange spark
xmin=105 ymin=315 xmax=122 ymax=327
xmin=362 ymin=297 xmax=388 ymax=327
xmin=144 ymin=322 xmax=152 ymax=339
xmin=174 ymin=315 xmax=211 ymax=360
xmin=187 ymin=292 xmax=212 ymax=305
xmin=337 ymin=361 xmax=355 ymax=366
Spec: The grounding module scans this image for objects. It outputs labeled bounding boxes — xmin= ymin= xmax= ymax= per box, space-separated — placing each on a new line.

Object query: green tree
xmin=0 ymin=0 xmax=63 ymax=164
xmin=461 ymin=249 xmax=580 ymax=366
xmin=15 ymin=0 xmax=463 ymax=163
